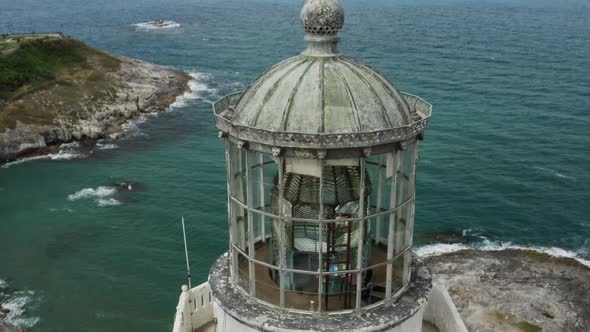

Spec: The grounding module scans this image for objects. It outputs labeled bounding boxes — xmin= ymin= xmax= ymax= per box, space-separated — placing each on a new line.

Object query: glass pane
xmin=394 ymin=204 xmax=411 ymax=255
xmin=321 ymin=272 xmax=356 ymax=311
xmin=231 ymin=200 xmax=247 ymax=251
xmin=251 ymin=219 xmax=273 ymax=265
xmin=366 ymin=227 xmax=388 ymax=266
xmin=254 ymin=263 xmax=281 ymax=307
xmin=361 ymin=265 xmax=386 ymax=307
xmin=396 ymin=143 xmax=416 ymax=207
xmin=285 ymin=271 xmax=320 ymax=311
xmin=391 ymin=254 xmax=405 ymax=297
xmin=237 ymin=252 xmax=250 ymax=293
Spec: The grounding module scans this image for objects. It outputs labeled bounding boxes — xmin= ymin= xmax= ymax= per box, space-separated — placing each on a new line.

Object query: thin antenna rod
xmin=182 ymin=216 xmax=192 ymax=291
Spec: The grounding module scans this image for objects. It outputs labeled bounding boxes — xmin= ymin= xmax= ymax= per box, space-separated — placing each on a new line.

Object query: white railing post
xmin=173 ymin=285 xmax=191 ymax=332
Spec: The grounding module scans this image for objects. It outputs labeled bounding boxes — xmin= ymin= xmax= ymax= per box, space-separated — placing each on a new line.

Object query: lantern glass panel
xmin=237 ymin=251 xmax=250 ymax=293
xmin=394 ymin=204 xmax=411 ymax=255
xmin=360 ymin=264 xmax=386 ymax=307
xmin=396 ymin=143 xmax=416 ymax=207
xmin=253 ymin=263 xmax=281 ymax=307
xmin=284 ymin=271 xmax=320 ymax=311
xmin=321 ymin=271 xmax=357 ymax=311
xmin=390 ymin=253 xmax=406 ymax=297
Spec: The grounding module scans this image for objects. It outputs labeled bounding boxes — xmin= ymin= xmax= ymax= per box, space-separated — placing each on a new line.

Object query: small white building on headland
xmin=173 ymin=1 xmax=467 ymax=331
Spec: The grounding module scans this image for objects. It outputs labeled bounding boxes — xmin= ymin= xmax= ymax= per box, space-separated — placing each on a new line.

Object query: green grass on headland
xmin=0 ymin=34 xmax=121 ymax=131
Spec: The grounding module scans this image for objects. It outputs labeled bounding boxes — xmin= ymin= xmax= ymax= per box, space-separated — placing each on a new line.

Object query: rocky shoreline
xmin=426 ymin=249 xmax=590 ymax=332
xmin=0 ymin=285 xmax=27 ymax=332
xmin=0 ymin=55 xmax=190 ymax=162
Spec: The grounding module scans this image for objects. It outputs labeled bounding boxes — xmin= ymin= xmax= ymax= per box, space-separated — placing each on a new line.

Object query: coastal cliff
xmin=426 ymin=249 xmax=590 ymax=332
xmin=0 ymin=34 xmax=190 ymax=162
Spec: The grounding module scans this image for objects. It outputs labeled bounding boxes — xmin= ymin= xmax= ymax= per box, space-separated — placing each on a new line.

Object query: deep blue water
xmin=0 ymin=0 xmax=589 ymax=330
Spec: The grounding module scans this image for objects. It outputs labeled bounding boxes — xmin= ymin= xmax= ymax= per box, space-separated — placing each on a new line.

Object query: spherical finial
xmin=300 ymin=0 xmax=344 ymax=35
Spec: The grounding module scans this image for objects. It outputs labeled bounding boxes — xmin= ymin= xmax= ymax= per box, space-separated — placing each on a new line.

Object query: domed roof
xmin=213 ymin=0 xmax=431 ymax=150
xmin=231 ymin=55 xmax=414 ymax=134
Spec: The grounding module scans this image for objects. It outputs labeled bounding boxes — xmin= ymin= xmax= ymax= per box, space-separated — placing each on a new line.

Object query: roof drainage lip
xmin=213 ymin=90 xmax=432 ymax=150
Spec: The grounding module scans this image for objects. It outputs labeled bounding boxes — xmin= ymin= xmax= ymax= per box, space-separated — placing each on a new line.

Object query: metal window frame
xmin=225 ymin=144 xmax=419 ymax=313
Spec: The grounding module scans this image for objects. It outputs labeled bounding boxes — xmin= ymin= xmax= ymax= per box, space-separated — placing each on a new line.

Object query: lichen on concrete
xmin=426 ymin=249 xmax=590 ymax=332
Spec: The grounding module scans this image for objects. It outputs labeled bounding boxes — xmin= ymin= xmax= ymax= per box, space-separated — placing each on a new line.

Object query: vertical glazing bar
xmin=403 ymin=143 xmax=418 ymax=284
xmin=385 ymin=150 xmax=399 ymax=300
xmin=259 ymin=154 xmax=266 ymax=242
xmin=375 ymin=155 xmax=384 ymax=244
xmin=224 ymin=139 xmax=237 ymax=283
xmin=237 ymin=147 xmax=246 ymax=249
xmin=317 ymin=159 xmax=324 ymax=313
xmin=277 ymin=158 xmax=286 ymax=308
xmin=355 ymin=159 xmax=366 ymax=310
xmin=246 ymin=150 xmax=256 ymax=296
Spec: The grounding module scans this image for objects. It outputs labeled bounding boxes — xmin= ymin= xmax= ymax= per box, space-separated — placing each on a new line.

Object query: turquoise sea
xmin=1 ymin=0 xmax=589 ymax=330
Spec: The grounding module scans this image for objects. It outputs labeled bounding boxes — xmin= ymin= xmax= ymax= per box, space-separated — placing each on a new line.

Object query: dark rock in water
xmin=426 ymin=249 xmax=590 ymax=332
xmin=417 ymin=228 xmax=466 ymax=244
xmin=0 ymin=308 xmax=8 ymax=314
xmin=113 ymin=181 xmax=146 ymax=192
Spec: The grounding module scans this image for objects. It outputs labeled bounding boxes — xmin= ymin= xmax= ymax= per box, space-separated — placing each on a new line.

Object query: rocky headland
xmin=426 ymin=249 xmax=590 ymax=332
xmin=0 ymin=34 xmax=190 ymax=162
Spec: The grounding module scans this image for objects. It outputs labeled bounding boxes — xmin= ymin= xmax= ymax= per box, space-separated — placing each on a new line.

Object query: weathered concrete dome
xmin=213 ymin=0 xmax=431 ymax=150
xmin=231 ymin=55 xmax=414 ymax=134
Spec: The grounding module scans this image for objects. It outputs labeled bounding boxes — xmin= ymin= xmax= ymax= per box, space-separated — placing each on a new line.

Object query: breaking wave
xmin=1 ymin=142 xmax=86 ymax=168
xmin=68 ymin=186 xmax=116 ymax=201
xmin=67 ymin=186 xmax=121 ymax=207
xmin=95 ymin=142 xmax=119 ymax=150
xmin=0 ymin=279 xmax=40 ymax=328
xmin=170 ymin=72 xmax=218 ymax=108
xmin=97 ymin=198 xmax=121 ymax=207
xmin=415 ymin=240 xmax=590 ymax=268
xmin=132 ymin=20 xmax=181 ymax=30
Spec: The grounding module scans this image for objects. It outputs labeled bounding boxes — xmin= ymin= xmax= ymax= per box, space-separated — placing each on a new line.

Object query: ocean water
xmin=1 ymin=0 xmax=589 ymax=330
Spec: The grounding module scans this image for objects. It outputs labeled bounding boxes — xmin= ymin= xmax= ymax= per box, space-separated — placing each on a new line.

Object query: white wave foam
xmin=96 ymin=143 xmax=119 ymax=150
xmin=49 ymin=151 xmax=83 ymax=160
xmin=68 ymin=186 xmax=116 ymax=201
xmin=59 ymin=142 xmax=80 ymax=149
xmin=1 ymin=142 xmax=85 ymax=168
xmin=0 ymin=288 xmax=40 ymax=328
xmin=97 ymin=198 xmax=121 ymax=207
xmin=1 ymin=155 xmax=48 ymax=168
xmin=533 ymin=166 xmax=575 ymax=180
xmin=170 ymin=72 xmax=218 ymax=108
xmin=132 ymin=20 xmax=181 ymax=30
xmin=415 ymin=240 xmax=590 ymax=268
xmin=67 ymin=186 xmax=123 ymax=207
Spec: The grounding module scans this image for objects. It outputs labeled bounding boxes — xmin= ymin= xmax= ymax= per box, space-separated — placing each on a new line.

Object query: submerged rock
xmin=426 ymin=249 xmax=590 ymax=332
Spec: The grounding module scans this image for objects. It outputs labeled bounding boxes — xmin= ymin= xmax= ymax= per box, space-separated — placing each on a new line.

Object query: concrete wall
xmin=173 ymin=283 xmax=215 ymax=332
xmin=213 ymin=301 xmax=426 ymax=332
xmin=423 ymin=283 xmax=468 ymax=332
